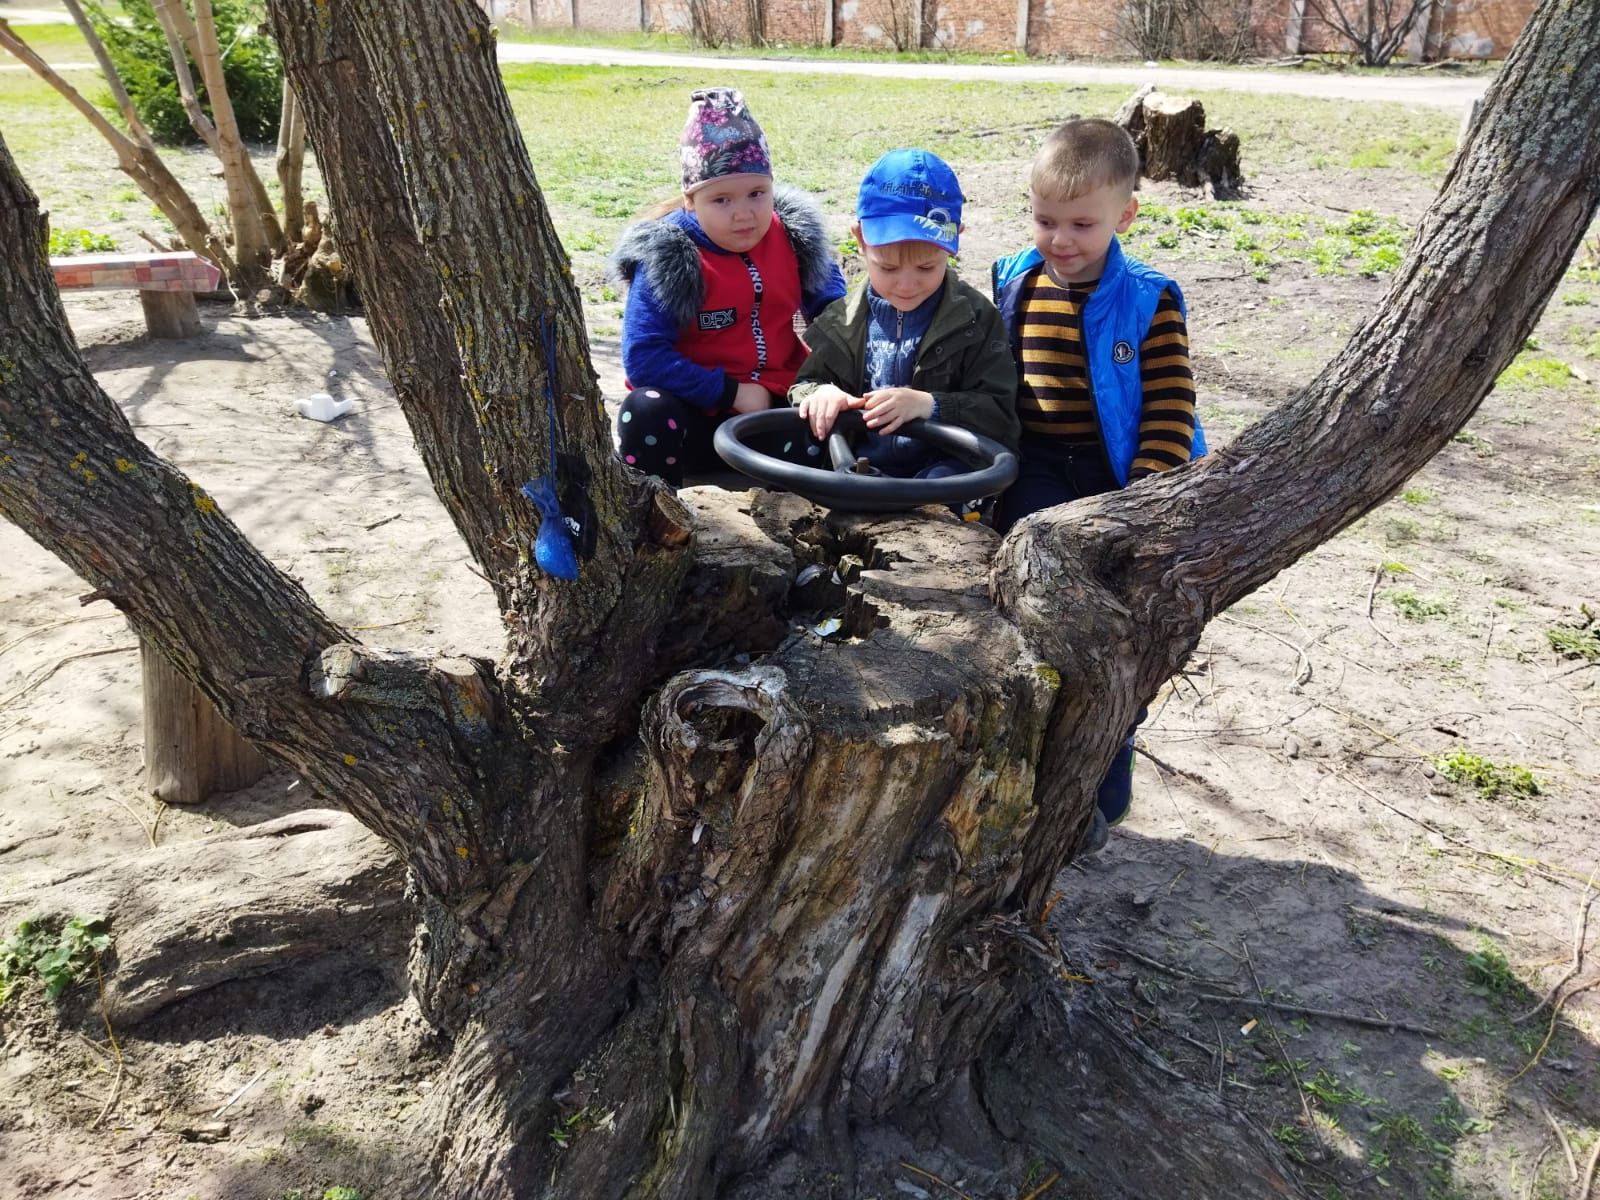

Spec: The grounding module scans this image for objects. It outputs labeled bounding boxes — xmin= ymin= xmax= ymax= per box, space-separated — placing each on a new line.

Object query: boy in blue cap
xmin=789 ymin=148 xmax=1019 ymax=479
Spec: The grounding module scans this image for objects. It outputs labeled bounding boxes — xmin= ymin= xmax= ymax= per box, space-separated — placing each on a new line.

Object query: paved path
xmin=0 ymin=15 xmax=1491 ymax=110
xmin=497 ymin=43 xmax=1489 ymax=111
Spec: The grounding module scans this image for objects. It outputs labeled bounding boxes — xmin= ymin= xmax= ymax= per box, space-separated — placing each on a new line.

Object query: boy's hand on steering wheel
xmin=732 ymin=382 xmax=774 ymax=414
xmin=862 ymin=387 xmax=934 ymax=436
xmin=796 ymin=384 xmax=862 ymax=441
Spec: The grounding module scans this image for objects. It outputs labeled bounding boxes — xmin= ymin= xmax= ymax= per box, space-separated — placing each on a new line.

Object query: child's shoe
xmin=1080 ymin=808 xmax=1110 ymax=857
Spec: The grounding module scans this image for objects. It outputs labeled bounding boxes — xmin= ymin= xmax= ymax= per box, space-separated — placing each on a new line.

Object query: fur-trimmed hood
xmin=608 ymin=185 xmax=836 ymax=328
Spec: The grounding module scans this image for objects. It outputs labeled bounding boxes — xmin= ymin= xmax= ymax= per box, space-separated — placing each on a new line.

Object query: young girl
xmin=609 ymin=87 xmax=846 ymax=485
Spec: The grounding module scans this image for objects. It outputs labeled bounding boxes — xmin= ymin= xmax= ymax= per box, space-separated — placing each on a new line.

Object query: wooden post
xmin=1014 ymin=0 xmax=1028 ymax=54
xmin=141 ymin=638 xmax=267 ymax=804
xmin=822 ymin=0 xmax=834 ymax=46
xmin=138 ymin=289 xmax=202 ymax=338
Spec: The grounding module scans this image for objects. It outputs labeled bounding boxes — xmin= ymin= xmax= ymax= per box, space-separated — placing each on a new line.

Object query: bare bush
xmin=1310 ymin=0 xmax=1433 ymax=66
xmin=1118 ymin=0 xmax=1259 ymax=63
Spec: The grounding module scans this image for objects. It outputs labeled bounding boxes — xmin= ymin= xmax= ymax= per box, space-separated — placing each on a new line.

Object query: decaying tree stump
xmin=141 ymin=638 xmax=266 ymax=805
xmin=1116 ymin=86 xmax=1244 ymax=198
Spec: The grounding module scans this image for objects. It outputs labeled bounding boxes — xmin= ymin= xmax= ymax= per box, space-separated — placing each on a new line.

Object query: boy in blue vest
xmin=992 ymin=117 xmax=1208 ymax=851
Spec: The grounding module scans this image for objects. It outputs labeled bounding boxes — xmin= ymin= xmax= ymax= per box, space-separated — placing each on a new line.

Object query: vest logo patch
xmin=698 ymin=307 xmax=737 ymax=331
xmin=1112 ymin=340 xmax=1135 ymax=365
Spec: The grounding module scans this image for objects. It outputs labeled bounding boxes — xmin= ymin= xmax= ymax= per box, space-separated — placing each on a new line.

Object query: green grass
xmin=1431 ymin=750 xmax=1541 ymax=801
xmin=1 ymin=22 xmax=92 ymax=61
xmin=1496 ymin=353 xmax=1573 ymax=390
xmin=48 ymin=226 xmax=117 ymax=255
xmin=3 ymin=58 xmax=1467 ymax=294
xmin=1390 ymin=590 xmax=1448 ymax=620
xmin=1123 ymin=201 xmax=1412 ymax=281
xmin=1547 ymin=625 xmax=1600 ymax=661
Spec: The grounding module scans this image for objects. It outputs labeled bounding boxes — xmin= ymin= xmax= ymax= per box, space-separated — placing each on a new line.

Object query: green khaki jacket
xmin=789 ymin=270 xmax=1021 ymax=452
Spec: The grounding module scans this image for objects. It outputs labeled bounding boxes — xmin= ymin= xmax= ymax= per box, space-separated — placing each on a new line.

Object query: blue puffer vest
xmin=991 ymin=237 xmax=1207 ymax=486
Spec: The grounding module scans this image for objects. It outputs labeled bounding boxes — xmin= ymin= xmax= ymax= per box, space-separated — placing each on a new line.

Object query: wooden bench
xmin=50 ymin=250 xmax=222 ymax=338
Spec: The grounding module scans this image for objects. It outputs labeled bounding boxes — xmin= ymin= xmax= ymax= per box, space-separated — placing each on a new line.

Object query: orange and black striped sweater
xmin=1015 ymin=269 xmax=1196 ymax=479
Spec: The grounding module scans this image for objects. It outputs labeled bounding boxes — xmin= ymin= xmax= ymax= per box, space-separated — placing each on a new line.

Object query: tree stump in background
xmin=1117 ymin=87 xmax=1244 ymax=198
xmin=142 ymin=638 xmax=266 ymax=804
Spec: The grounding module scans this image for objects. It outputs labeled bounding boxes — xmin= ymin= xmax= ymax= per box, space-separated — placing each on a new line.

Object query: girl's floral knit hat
xmin=679 ymin=88 xmax=772 ymax=194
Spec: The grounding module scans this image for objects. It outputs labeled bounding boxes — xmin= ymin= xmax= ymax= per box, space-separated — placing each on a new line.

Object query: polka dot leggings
xmin=616 ymin=387 xmax=724 ymax=487
xmin=616 ymin=386 xmax=823 ymax=487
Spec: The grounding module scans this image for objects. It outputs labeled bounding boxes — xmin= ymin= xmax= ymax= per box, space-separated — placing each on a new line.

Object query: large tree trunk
xmin=3 ymin=0 xmax=1597 ymax=1197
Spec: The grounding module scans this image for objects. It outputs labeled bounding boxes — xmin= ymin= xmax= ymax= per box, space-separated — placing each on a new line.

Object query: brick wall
xmin=494 ymin=0 xmax=1534 ymax=59
xmin=1293 ymin=0 xmax=1533 ymax=58
xmin=765 ymin=0 xmax=832 ymax=42
xmin=1433 ymin=0 xmax=1536 ymax=59
xmin=925 ymin=0 xmax=1016 ymax=52
xmin=1027 ymin=0 xmax=1119 ymax=58
xmin=834 ymin=0 xmax=917 ymax=49
xmin=648 ymin=0 xmax=759 ymax=41
xmin=573 ymin=0 xmax=641 ymax=31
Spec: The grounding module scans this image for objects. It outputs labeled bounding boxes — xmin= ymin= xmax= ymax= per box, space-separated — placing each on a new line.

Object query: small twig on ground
xmin=1192 ymin=990 xmax=1442 ymax=1038
xmin=0 ymin=644 xmax=137 ymax=711
xmin=362 ymin=512 xmax=402 ymax=531
xmin=1017 ymin=1170 xmax=1060 ymax=1200
xmin=1241 ymin=938 xmax=1310 ymax=1123
xmin=1365 ymin=563 xmax=1401 ymax=649
xmin=89 ymin=953 xmax=123 ymax=1130
xmin=1215 ymin=614 xmax=1323 ymax=686
xmin=211 ymin=1065 xmax=270 ymax=1120
xmin=1510 ymin=972 xmax=1600 ymax=1087
xmin=1110 ymin=997 xmax=1217 ymax=1061
xmin=136 ymin=228 xmax=173 ymax=253
xmin=1096 ymin=941 xmax=1238 ymax=987
xmin=899 ymin=1162 xmax=974 ymax=1200
xmin=1213 ymin=1019 xmax=1226 ymax=1095
xmin=1525 ymin=1141 xmax=1552 ymax=1200
xmin=0 ymin=613 xmax=120 ymax=661
xmin=1517 ymin=868 xmax=1597 ymax=1024
xmin=1582 ymin=1132 xmax=1600 ymax=1200
xmin=1538 ymin=1099 xmax=1580 ymax=1182
xmin=105 ymin=794 xmax=160 ymax=849
xmin=1329 ymin=768 xmax=1580 ymax=890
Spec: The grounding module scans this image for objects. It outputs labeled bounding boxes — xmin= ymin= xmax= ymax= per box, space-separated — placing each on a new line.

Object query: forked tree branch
xmin=0 ymin=136 xmax=483 ymax=893
xmin=264 ymin=0 xmax=519 ymax=603
xmin=998 ymin=0 xmax=1600 ymax=695
xmin=292 ymin=0 xmax=695 ymax=728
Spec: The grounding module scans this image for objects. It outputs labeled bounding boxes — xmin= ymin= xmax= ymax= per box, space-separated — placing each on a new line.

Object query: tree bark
xmin=2 ymin=1 xmax=1598 ymax=1198
xmin=275 ymin=78 xmax=306 ymax=246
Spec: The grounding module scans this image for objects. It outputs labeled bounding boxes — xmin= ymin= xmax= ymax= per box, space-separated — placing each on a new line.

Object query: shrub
xmin=89 ymin=0 xmax=282 ymax=146
xmin=48 ymin=227 xmax=117 ymax=256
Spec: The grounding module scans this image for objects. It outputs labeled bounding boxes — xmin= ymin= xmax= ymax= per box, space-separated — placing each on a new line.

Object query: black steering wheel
xmin=713 ymin=409 xmax=1019 ymax=513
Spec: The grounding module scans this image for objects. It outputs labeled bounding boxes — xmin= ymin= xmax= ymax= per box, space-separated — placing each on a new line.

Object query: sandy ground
xmin=2 ymin=186 xmax=1598 ymax=1198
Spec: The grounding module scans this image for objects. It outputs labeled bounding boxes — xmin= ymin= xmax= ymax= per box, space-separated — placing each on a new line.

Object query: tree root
xmin=0 ymin=810 xmax=407 ymax=1025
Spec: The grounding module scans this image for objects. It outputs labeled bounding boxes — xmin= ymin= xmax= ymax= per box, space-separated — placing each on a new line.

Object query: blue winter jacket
xmin=610 ymin=188 xmax=846 ymax=409
xmin=991 ymin=237 xmax=1206 ymax=486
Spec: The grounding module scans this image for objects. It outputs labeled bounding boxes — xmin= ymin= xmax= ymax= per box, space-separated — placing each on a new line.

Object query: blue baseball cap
xmin=857 ymin=148 xmax=964 ymax=256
